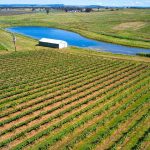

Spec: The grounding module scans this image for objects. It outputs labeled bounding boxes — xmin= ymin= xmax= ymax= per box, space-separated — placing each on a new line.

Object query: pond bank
xmin=6 ymin=26 xmax=150 ymax=55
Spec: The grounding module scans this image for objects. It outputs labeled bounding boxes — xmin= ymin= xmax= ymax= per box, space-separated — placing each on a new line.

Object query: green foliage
xmin=137 ymin=53 xmax=150 ymax=58
xmin=0 ymin=43 xmax=7 ymax=50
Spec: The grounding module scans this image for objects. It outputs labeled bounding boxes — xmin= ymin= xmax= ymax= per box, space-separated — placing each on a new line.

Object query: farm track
xmin=0 ymin=49 xmax=149 ymax=150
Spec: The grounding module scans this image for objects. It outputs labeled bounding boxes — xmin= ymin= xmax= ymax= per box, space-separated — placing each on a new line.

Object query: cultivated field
xmin=0 ymin=49 xmax=149 ymax=150
xmin=0 ymin=9 xmax=33 ymax=16
xmin=0 ymin=8 xmax=150 ymax=150
xmin=0 ymin=9 xmax=150 ymax=48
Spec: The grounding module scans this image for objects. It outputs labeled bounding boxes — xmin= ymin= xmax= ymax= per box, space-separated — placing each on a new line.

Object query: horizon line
xmin=0 ymin=4 xmax=150 ymax=7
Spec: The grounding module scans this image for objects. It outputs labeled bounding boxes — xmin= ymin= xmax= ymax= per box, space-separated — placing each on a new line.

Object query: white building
xmin=39 ymin=38 xmax=68 ymax=49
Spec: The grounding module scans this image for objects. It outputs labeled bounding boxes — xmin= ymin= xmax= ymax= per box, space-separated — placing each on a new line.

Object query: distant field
xmin=0 ymin=49 xmax=149 ymax=150
xmin=0 ymin=9 xmax=33 ymax=16
xmin=0 ymin=8 xmax=150 ymax=48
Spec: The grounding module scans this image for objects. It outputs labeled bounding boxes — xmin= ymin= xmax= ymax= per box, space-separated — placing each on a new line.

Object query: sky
xmin=0 ymin=0 xmax=150 ymax=7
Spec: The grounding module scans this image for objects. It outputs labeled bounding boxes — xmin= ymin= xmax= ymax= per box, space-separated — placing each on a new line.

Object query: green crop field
xmin=0 ymin=8 xmax=150 ymax=150
xmin=0 ymin=48 xmax=149 ymax=150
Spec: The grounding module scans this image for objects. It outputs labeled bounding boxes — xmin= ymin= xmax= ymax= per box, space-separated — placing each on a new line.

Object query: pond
xmin=6 ymin=26 xmax=150 ymax=55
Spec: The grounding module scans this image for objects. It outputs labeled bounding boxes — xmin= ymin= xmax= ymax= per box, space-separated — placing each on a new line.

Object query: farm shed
xmin=39 ymin=38 xmax=68 ymax=49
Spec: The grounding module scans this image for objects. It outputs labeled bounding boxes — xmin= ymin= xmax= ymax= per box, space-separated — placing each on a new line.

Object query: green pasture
xmin=0 ymin=9 xmax=150 ymax=48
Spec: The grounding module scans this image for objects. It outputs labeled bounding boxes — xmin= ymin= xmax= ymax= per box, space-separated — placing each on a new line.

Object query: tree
xmin=85 ymin=8 xmax=92 ymax=13
xmin=45 ymin=8 xmax=50 ymax=14
xmin=32 ymin=8 xmax=36 ymax=12
xmin=65 ymin=8 xmax=68 ymax=12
